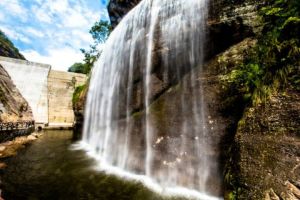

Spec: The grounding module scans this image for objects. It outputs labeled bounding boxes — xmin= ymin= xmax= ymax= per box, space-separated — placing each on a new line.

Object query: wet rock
xmin=265 ymin=189 xmax=280 ymax=200
xmin=280 ymin=191 xmax=298 ymax=200
xmin=27 ymin=135 xmax=37 ymax=141
xmin=0 ymin=162 xmax=6 ymax=169
xmin=0 ymin=132 xmax=41 ymax=159
xmin=285 ymin=181 xmax=300 ymax=199
xmin=0 ymin=146 xmax=5 ymax=151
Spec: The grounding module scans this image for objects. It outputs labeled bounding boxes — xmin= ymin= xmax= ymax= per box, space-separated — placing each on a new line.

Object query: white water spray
xmin=82 ymin=0 xmax=221 ymax=199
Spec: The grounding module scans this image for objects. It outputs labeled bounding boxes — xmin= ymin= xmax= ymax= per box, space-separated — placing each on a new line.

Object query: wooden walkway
xmin=0 ymin=121 xmax=35 ymax=131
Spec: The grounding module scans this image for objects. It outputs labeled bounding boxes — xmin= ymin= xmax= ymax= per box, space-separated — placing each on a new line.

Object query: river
xmin=0 ymin=130 xmax=189 ymax=200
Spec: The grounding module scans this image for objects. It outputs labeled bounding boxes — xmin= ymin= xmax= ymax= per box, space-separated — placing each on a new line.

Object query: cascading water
xmin=82 ymin=0 xmax=221 ymax=199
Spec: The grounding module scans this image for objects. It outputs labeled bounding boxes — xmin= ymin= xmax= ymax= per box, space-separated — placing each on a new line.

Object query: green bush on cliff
xmin=0 ymin=30 xmax=25 ymax=59
xmin=223 ymin=1 xmax=300 ymax=199
xmin=72 ymin=84 xmax=87 ymax=105
xmin=224 ymin=0 xmax=300 ymax=105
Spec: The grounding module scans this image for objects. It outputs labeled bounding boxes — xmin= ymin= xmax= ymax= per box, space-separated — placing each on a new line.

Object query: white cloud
xmin=0 ymin=26 xmax=31 ymax=44
xmin=0 ymin=0 xmax=109 ymax=71
xmin=21 ymin=47 xmax=84 ymax=71
xmin=25 ymin=27 xmax=44 ymax=38
xmin=72 ymin=30 xmax=93 ymax=44
xmin=49 ymin=0 xmax=69 ymax=13
xmin=0 ymin=0 xmax=28 ymax=21
xmin=0 ymin=12 xmax=5 ymax=22
xmin=64 ymin=12 xmax=89 ymax=28
xmin=32 ymin=5 xmax=53 ymax=23
xmin=31 ymin=0 xmax=101 ymax=29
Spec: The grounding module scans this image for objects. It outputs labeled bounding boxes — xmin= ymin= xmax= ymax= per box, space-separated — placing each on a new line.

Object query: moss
xmin=149 ymin=97 xmax=167 ymax=132
xmin=72 ymin=84 xmax=87 ymax=106
xmin=131 ymin=110 xmax=142 ymax=119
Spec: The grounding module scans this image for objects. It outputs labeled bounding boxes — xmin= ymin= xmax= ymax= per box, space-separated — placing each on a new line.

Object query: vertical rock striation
xmin=0 ymin=64 xmax=33 ymax=123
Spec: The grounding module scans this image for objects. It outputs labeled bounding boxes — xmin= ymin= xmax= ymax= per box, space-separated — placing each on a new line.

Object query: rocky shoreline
xmin=0 ymin=132 xmax=42 ymax=169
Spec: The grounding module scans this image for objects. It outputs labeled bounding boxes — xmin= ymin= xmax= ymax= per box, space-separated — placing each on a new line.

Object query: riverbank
xmin=0 ymin=132 xmax=42 ymax=169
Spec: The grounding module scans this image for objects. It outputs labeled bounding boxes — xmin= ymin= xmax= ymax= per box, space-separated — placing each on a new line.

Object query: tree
xmin=68 ymin=20 xmax=111 ymax=74
xmin=68 ymin=62 xmax=90 ymax=74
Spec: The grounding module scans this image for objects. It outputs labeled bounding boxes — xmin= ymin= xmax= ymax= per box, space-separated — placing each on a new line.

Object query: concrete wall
xmin=48 ymin=70 xmax=86 ymax=127
xmin=0 ymin=56 xmax=87 ymax=128
xmin=0 ymin=56 xmax=50 ymax=125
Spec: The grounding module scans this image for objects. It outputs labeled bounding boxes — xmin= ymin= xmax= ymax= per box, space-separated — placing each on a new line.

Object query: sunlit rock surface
xmin=0 ymin=64 xmax=33 ymax=123
xmin=0 ymin=57 xmax=50 ymax=125
xmin=232 ymin=84 xmax=300 ymax=199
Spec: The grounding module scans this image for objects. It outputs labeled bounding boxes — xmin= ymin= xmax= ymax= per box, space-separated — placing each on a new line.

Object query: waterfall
xmin=82 ymin=0 xmax=221 ymax=199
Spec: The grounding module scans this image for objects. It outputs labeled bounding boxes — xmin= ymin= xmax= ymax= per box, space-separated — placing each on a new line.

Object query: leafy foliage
xmin=68 ymin=62 xmax=91 ymax=74
xmin=223 ymin=1 xmax=300 ymax=198
xmin=89 ymin=20 xmax=111 ymax=44
xmin=224 ymin=0 xmax=300 ymax=106
xmin=68 ymin=20 xmax=111 ymax=74
xmin=72 ymin=84 xmax=87 ymax=105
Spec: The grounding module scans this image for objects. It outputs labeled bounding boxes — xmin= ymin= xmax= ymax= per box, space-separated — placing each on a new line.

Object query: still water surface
xmin=1 ymin=130 xmax=187 ymax=200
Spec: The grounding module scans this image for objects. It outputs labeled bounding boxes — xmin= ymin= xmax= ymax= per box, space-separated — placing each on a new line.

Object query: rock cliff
xmin=108 ymin=0 xmax=141 ymax=28
xmin=75 ymin=0 xmax=299 ymax=198
xmin=0 ymin=64 xmax=33 ymax=122
xmin=0 ymin=30 xmax=25 ymax=60
xmin=232 ymin=84 xmax=300 ymax=199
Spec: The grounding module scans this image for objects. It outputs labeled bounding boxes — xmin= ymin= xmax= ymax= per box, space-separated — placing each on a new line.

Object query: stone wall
xmin=0 ymin=56 xmax=87 ymax=128
xmin=48 ymin=70 xmax=86 ymax=127
xmin=0 ymin=56 xmax=50 ymax=125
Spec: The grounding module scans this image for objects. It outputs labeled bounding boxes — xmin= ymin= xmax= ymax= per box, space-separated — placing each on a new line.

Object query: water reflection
xmin=0 ymin=130 xmax=189 ymax=200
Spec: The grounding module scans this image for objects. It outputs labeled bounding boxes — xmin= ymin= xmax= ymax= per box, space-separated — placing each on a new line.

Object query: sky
xmin=0 ymin=0 xmax=109 ymax=71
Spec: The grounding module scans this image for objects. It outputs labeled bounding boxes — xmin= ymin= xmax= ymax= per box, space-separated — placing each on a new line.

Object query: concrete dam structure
xmin=0 ymin=56 xmax=86 ymax=128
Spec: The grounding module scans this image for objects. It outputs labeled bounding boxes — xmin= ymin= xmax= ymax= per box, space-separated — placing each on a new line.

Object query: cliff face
xmin=108 ymin=0 xmax=141 ymax=28
xmin=104 ymin=0 xmax=260 ymax=119
xmin=0 ymin=30 xmax=30 ymax=122
xmin=0 ymin=30 xmax=25 ymax=60
xmin=77 ymin=0 xmax=300 ymax=198
xmin=0 ymin=64 xmax=33 ymax=122
xmin=104 ymin=0 xmax=261 ymax=195
xmin=231 ymin=84 xmax=300 ymax=199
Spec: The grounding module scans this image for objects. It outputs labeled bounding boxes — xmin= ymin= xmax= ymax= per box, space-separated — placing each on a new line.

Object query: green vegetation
xmin=68 ymin=20 xmax=111 ymax=75
xmin=223 ymin=1 xmax=300 ymax=199
xmin=71 ymin=20 xmax=111 ymax=106
xmin=68 ymin=62 xmax=91 ymax=74
xmin=72 ymin=84 xmax=88 ymax=105
xmin=0 ymin=30 xmax=25 ymax=59
xmin=223 ymin=0 xmax=300 ymax=106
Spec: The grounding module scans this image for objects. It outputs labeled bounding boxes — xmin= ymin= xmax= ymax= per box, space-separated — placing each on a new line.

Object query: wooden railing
xmin=0 ymin=121 xmax=35 ymax=131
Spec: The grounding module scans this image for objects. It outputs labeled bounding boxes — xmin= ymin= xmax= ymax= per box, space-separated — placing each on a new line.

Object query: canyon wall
xmin=104 ymin=0 xmax=300 ymax=199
